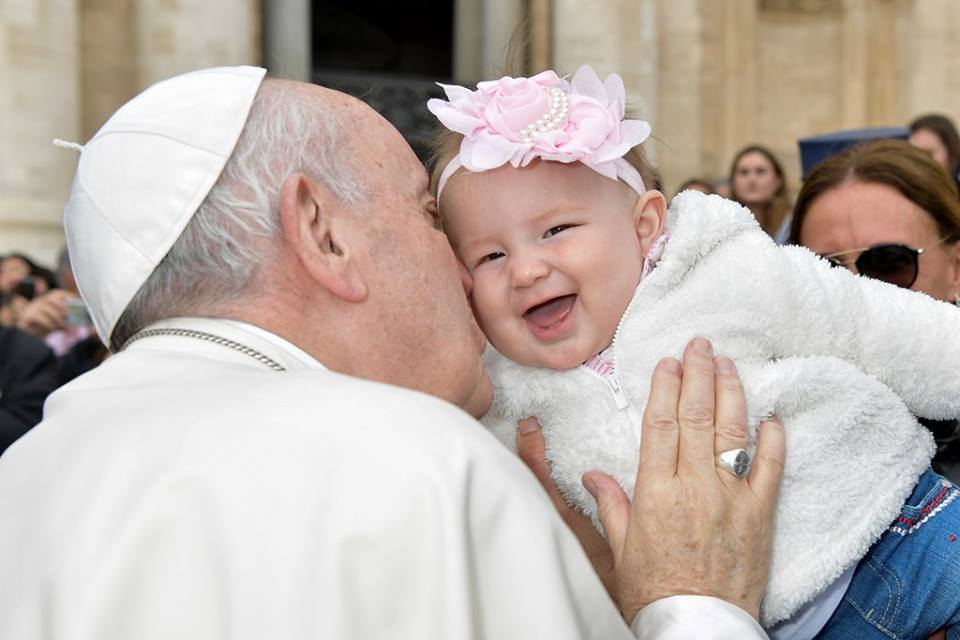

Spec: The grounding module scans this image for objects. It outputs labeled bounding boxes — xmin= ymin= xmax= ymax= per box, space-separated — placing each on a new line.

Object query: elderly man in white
xmin=0 ymin=67 xmax=784 ymax=639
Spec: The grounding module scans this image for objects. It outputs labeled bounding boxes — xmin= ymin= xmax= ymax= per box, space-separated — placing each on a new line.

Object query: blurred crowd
xmin=0 ymin=249 xmax=107 ymax=454
xmin=2 ymin=109 xmax=960 ymax=481
xmin=675 ymin=114 xmax=960 ymax=244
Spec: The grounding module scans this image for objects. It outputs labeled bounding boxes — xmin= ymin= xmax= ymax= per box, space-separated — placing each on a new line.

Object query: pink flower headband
xmin=427 ymin=65 xmax=652 ymax=204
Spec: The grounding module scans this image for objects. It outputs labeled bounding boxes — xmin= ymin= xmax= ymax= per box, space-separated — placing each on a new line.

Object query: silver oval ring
xmin=717 ymin=448 xmax=751 ymax=478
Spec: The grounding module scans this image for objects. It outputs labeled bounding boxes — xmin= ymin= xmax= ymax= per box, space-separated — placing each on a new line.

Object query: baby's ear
xmin=633 ymin=190 xmax=667 ymax=254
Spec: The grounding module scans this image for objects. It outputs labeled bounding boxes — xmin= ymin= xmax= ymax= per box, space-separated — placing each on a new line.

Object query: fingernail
xmin=518 ymin=418 xmax=540 ymax=435
xmin=582 ymin=473 xmax=598 ymax=496
xmin=716 ymin=356 xmax=735 ymax=374
xmin=692 ymin=337 xmax=712 ymax=355
xmin=661 ymin=357 xmax=681 ymax=373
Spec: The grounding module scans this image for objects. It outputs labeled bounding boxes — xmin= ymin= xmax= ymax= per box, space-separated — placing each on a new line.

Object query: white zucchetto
xmin=63 ymin=65 xmax=267 ymax=344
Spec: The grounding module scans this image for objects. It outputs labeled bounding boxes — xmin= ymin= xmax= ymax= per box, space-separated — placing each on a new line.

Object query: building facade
xmin=1 ymin=0 xmax=259 ymax=264
xmin=4 ymin=0 xmax=960 ymax=263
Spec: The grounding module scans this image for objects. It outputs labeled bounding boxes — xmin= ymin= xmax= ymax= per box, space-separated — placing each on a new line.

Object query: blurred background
xmin=4 ymin=0 xmax=960 ymax=265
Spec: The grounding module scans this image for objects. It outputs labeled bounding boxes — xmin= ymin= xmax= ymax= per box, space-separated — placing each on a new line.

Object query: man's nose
xmin=510 ymin=253 xmax=550 ymax=288
xmin=458 ymin=260 xmax=474 ymax=298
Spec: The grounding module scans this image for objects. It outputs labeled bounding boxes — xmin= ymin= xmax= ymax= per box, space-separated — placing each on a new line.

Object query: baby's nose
xmin=511 ymin=255 xmax=550 ymax=287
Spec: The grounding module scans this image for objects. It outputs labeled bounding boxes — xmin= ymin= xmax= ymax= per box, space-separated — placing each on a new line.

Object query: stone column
xmin=904 ymin=0 xmax=960 ymax=118
xmin=864 ymin=0 xmax=897 ymax=125
xmin=841 ymin=0 xmax=897 ymax=126
xmin=134 ymin=0 xmax=260 ymax=88
xmin=656 ymin=0 xmax=703 ymax=191
xmin=528 ymin=0 xmax=551 ymax=71
xmin=553 ymin=0 xmax=658 ymax=159
xmin=718 ymin=0 xmax=758 ymax=173
xmin=0 ymin=0 xmax=81 ymax=264
xmin=660 ymin=0 xmax=759 ymax=193
xmin=262 ymin=0 xmax=310 ymax=81
xmin=454 ymin=0 xmax=525 ymax=83
xmin=81 ymin=0 xmax=136 ymax=139
xmin=840 ymin=0 xmax=870 ymax=128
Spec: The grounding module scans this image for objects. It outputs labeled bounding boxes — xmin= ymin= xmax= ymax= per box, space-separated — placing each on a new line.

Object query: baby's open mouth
xmin=523 ymin=294 xmax=577 ymax=330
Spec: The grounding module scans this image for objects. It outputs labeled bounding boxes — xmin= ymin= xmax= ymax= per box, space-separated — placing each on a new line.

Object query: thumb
xmin=516 ymin=418 xmax=551 ymax=485
xmin=583 ymin=471 xmax=630 ymax=561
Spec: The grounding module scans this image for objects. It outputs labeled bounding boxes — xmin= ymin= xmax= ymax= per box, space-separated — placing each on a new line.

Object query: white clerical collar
xmin=219 ymin=320 xmax=326 ymax=371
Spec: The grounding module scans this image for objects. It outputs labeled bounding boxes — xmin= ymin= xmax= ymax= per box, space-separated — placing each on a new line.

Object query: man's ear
xmin=279 ymin=172 xmax=368 ymax=303
xmin=632 ymin=190 xmax=668 ymax=255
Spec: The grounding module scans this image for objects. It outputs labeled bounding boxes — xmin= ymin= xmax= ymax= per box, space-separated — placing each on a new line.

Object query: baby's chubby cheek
xmin=444 ymin=231 xmax=511 ymax=351
xmin=465 ymin=289 xmax=523 ymax=360
xmin=466 ymin=294 xmax=497 ymax=342
xmin=447 ymin=252 xmax=498 ymax=338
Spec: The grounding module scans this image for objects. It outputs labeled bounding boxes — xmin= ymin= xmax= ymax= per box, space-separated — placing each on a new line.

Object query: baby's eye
xmin=477 ymin=251 xmax=505 ymax=266
xmin=544 ymin=225 xmax=572 ymax=238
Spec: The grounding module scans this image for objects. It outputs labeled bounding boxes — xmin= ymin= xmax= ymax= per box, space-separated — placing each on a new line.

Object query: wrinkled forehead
xmin=802 ymin=180 xmax=934 ymax=249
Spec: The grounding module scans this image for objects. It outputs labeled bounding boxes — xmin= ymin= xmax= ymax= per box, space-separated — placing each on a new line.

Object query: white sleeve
xmin=765 ymin=243 xmax=960 ymax=420
xmin=459 ymin=425 xmax=635 ymax=639
xmin=630 ymin=596 xmax=768 ymax=640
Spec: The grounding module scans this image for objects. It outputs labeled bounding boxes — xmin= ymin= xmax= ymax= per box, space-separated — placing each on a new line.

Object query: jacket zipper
xmin=605 ymin=374 xmax=629 ymax=409
xmin=581 ymin=287 xmax=644 ymax=440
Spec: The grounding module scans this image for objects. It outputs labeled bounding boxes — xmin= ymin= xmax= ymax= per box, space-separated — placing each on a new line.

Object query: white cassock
xmin=0 ymin=317 xmax=766 ymax=639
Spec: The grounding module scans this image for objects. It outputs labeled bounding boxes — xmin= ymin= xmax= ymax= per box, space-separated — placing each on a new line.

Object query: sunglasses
xmin=820 ymin=237 xmax=950 ymax=289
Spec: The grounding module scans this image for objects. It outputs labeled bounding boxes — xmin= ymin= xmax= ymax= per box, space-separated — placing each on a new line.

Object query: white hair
xmin=111 ymin=79 xmax=367 ymax=351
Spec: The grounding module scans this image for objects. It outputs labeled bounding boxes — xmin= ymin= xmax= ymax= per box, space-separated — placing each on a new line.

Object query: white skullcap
xmin=63 ymin=65 xmax=267 ymax=345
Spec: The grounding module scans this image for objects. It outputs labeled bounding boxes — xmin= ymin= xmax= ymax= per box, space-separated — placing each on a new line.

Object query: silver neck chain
xmin=122 ymin=328 xmax=287 ymax=372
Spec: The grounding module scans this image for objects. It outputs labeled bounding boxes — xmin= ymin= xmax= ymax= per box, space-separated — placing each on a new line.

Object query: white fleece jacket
xmin=481 ymin=190 xmax=957 ymax=626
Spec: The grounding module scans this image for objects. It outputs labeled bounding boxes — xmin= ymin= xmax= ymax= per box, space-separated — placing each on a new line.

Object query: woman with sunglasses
xmin=790 ymin=139 xmax=960 ymax=483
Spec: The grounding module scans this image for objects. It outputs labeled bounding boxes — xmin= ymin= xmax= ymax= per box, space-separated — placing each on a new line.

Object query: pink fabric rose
xmin=477 ymin=72 xmax=562 ymax=143
xmin=427 ymin=65 xmax=651 ymax=185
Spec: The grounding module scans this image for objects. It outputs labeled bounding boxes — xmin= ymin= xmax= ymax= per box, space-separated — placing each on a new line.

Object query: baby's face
xmin=442 ymin=160 xmax=647 ymax=370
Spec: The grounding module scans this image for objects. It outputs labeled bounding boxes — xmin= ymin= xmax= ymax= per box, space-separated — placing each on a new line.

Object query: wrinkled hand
xmin=585 ymin=338 xmax=785 ymax=622
xmin=16 ymin=289 xmax=72 ymax=337
xmin=516 ymin=418 xmax=617 ymax=597
xmin=517 ymin=338 xmax=786 ymax=622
